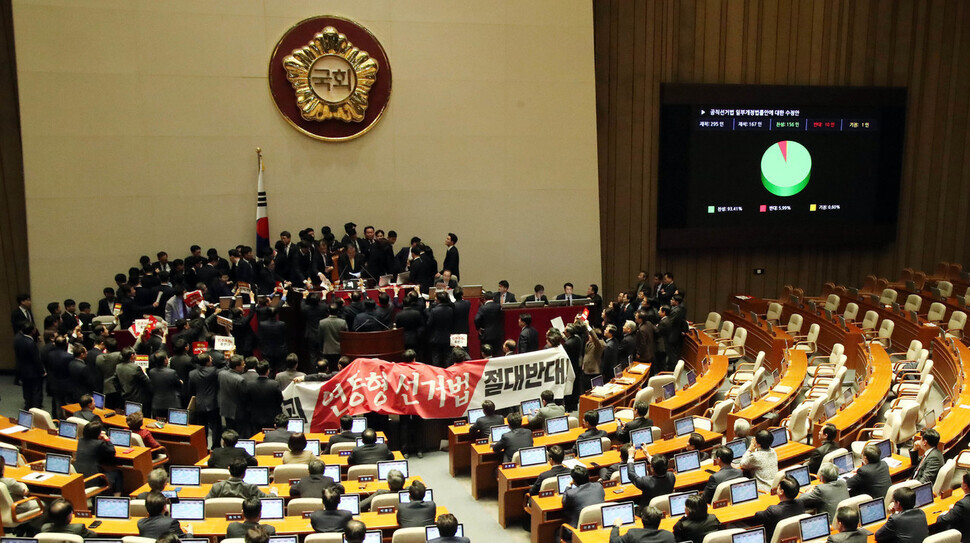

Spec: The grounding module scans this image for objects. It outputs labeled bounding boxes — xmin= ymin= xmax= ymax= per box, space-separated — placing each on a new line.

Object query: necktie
xmin=23 ymin=308 xmax=31 ymax=322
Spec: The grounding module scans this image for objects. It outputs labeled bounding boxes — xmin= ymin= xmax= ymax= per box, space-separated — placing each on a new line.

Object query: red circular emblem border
xmin=268 ymin=16 xmax=392 ymax=142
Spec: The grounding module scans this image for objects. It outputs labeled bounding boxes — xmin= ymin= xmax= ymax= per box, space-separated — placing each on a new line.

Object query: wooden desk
xmin=84 ymin=506 xmax=448 ymax=539
xmin=194 ymin=451 xmax=405 ymax=471
xmin=527 ymin=482 xmax=641 ymax=543
xmin=649 ymin=354 xmax=727 ymax=434
xmin=861 ymin=488 xmax=965 ymax=542
xmin=340 ymin=329 xmax=405 ymax=360
xmin=502 ymin=304 xmax=588 ymax=349
xmin=815 ymin=342 xmax=893 ymax=446
xmin=780 ymin=301 xmax=865 ymax=367
xmin=249 ymin=431 xmax=387 ymax=445
xmin=130 ymin=476 xmax=425 ymax=499
xmin=726 ymin=348 xmax=807 ymax=440
xmin=577 ymin=366 xmax=651 ymax=422
xmin=61 ymin=404 xmax=208 ymax=465
xmin=7 ymin=465 xmax=88 ymax=511
xmin=850 ymin=297 xmax=939 ymax=352
xmin=932 ymin=338 xmax=970 ymax=452
xmin=0 ymin=420 xmax=152 ymax=493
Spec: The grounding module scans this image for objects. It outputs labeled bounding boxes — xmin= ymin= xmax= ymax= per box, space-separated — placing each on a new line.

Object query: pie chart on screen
xmin=761 ymin=140 xmax=811 ymax=197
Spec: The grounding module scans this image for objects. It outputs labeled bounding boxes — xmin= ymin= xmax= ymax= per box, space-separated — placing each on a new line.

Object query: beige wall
xmin=14 ymin=0 xmax=601 ymax=310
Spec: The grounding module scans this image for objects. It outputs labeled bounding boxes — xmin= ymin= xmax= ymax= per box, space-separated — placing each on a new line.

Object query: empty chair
xmin=702 ymin=529 xmax=745 ymax=543
xmin=273 ymin=463 xmax=310 ymax=483
xmin=903 ymin=294 xmax=922 ymax=313
xmin=200 ymin=468 xmax=230 ymax=484
xmin=850 ymin=412 xmax=901 ymax=459
xmin=879 ymin=289 xmax=898 ymax=305
xmin=288 ymin=497 xmax=324 ymax=517
xmin=650 ymin=359 xmax=686 ymax=390
xmin=347 ymin=464 xmax=378 ymax=481
xmin=769 ymin=513 xmax=811 ymax=543
xmin=731 ymin=351 xmax=765 ymax=384
xmin=780 ymin=402 xmax=812 ymax=443
xmin=64 ymin=416 xmax=90 ymax=433
xmin=806 ymin=367 xmax=846 ymax=403
xmin=304 ymin=535 xmax=344 ymax=543
xmin=710 ymin=477 xmax=748 ymax=503
xmin=648 ymin=492 xmax=675 ymax=516
xmin=695 ymin=312 xmax=722 ymax=335
xmin=783 ymin=313 xmax=804 ymax=336
xmin=369 ymin=492 xmax=401 ymax=511
xmin=36 ymin=535 xmax=84 ymax=543
xmin=870 ymin=320 xmax=895 ymax=349
xmin=562 ymin=502 xmax=612 ymax=535
xmin=937 ymin=281 xmax=954 ymax=298
xmin=925 ymin=530 xmax=963 ymax=543
xmin=717 ymin=320 xmax=735 ymax=343
xmin=254 ymin=442 xmax=288 ymax=455
xmin=843 ymin=302 xmax=859 ymax=322
xmin=129 ymin=499 xmax=148 ymax=517
xmin=913 ymin=271 xmax=927 ymax=290
xmin=810 ymin=353 xmax=846 ymax=380
xmin=793 ymin=323 xmax=820 ymax=353
xmin=807 ymin=343 xmax=845 ymax=377
xmin=701 ymin=400 xmax=735 ymax=435
xmin=204 ymin=497 xmax=243 ymax=517
xmin=391 ymin=527 xmax=428 ymax=543
xmin=932 ymin=458 xmax=958 ymax=496
xmin=946 ymin=311 xmax=966 ymax=339
xmin=887 ymin=401 xmax=920 ymax=444
xmin=889 ymin=339 xmax=923 ymax=364
xmin=329 ymin=442 xmax=356 ymax=454
xmin=616 ymin=386 xmax=654 ymax=420
xmin=824 ymin=294 xmax=840 ymax=312
xmin=926 ymin=302 xmax=946 ymax=323
xmin=717 ymin=327 xmax=747 ymax=360
xmin=765 ymin=303 xmax=783 ymax=323
xmin=860 ymin=310 xmax=879 ymax=332
xmin=29 ymin=408 xmax=56 ymax=431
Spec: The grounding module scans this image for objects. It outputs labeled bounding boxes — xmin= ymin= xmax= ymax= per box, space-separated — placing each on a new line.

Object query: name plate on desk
xmin=501 ymin=463 xmax=516 ymax=470
xmin=226 ymin=513 xmax=243 ymax=521
xmin=47 ymin=429 xmax=57 ymax=436
xmin=377 ymin=506 xmax=395 ymax=514
xmin=532 ymin=430 xmax=544 ymax=438
xmin=580 ymin=523 xmax=599 ymax=532
xmin=453 ymin=420 xmax=467 ymax=427
xmin=74 ymin=510 xmax=92 ymax=518
xmin=713 ymin=499 xmax=728 ymax=509
xmin=601 ymin=479 xmax=618 ymax=488
xmin=273 ymin=452 xmax=285 ymax=458
xmin=475 ymin=438 xmax=488 ymax=445
xmin=303 ymin=511 xmax=314 ymax=519
xmin=324 ymin=429 xmax=338 ymax=435
xmin=539 ymin=490 xmax=554 ymax=498
xmin=358 ymin=475 xmax=374 ymax=482
xmin=289 ymin=479 xmax=300 ymax=485
xmin=941 ymin=488 xmax=954 ymax=499
xmin=339 ymin=450 xmax=352 ymax=457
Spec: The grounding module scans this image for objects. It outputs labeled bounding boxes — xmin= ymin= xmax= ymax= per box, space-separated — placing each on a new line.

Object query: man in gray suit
xmin=40 ymin=498 xmax=98 ymax=538
xmin=910 ymin=429 xmax=944 ymax=485
xmin=703 ymin=447 xmax=744 ymax=503
xmin=96 ymin=338 xmax=123 ymax=408
xmin=396 ymin=480 xmax=437 ymax=528
xmin=530 ymin=389 xmax=566 ymax=430
xmin=318 ymin=304 xmax=348 ymax=370
xmin=874 ymin=487 xmax=928 ymax=543
xmin=798 ymin=462 xmax=849 ymax=522
xmin=217 ymin=354 xmax=247 ymax=432
xmin=827 ymin=506 xmax=869 ymax=543
xmin=847 ymin=444 xmax=891 ymax=499
xmin=562 ymin=465 xmax=605 ymax=541
xmin=491 ymin=411 xmax=534 ymax=462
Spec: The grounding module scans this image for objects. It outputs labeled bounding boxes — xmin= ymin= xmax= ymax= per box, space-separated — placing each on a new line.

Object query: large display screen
xmin=658 ymin=84 xmax=906 ymax=248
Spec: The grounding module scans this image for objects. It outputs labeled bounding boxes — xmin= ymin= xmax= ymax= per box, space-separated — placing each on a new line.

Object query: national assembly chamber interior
xmin=1 ymin=1 xmax=969 ymax=543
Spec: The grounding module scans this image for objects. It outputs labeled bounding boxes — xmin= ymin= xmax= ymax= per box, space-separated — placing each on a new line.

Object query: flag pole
xmin=256 ymin=147 xmax=269 ymax=256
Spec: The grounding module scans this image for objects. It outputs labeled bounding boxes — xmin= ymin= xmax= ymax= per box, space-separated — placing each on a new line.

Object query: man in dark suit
xmin=875 ymin=487 xmax=928 ymax=543
xmin=608 ymin=504 xmax=675 ymax=543
xmin=634 ymin=311 xmax=656 ymax=364
xmin=577 ymin=411 xmax=608 ymax=441
xmin=205 ymin=459 xmax=267 ymax=500
xmin=752 ymin=477 xmax=805 ymax=541
xmin=290 ymin=459 xmax=338 ymax=499
xmin=208 ymin=430 xmax=258 ymax=468
xmin=10 ymin=293 xmax=34 ymax=332
xmin=310 ymin=486 xmax=353 ymax=533
xmin=494 ymin=280 xmax=516 ymax=304
xmin=934 ymin=472 xmax=970 ymax=539
xmin=808 ymin=423 xmax=840 ymax=474
xmin=300 ymin=293 xmax=328 ymax=363
xmin=619 ymin=321 xmax=638 ymax=366
xmin=427 ymin=513 xmax=470 ymax=543
xmin=311 ymin=239 xmax=335 ymax=283
xmin=235 ymin=246 xmax=256 ymax=287
xmin=524 ymin=284 xmax=549 ymax=304
xmin=40 ymin=498 xmax=98 ymax=538
xmin=451 ymin=287 xmax=471 ymax=337
xmin=704 ymin=447 xmax=744 ymax=503
xmin=441 ymin=233 xmax=460 ymax=280
xmin=469 ymin=400 xmax=504 ymax=438
xmin=630 ymin=454 xmax=676 ymax=510
xmin=337 ymin=243 xmax=364 ymax=279
xmin=847 ymin=444 xmax=892 ymax=499
xmin=327 ymin=415 xmax=363 ymax=451
xmin=910 ymin=429 xmax=944 ymax=484
xmin=137 ymin=491 xmax=185 ymax=538
xmin=397 ymin=480 xmax=437 ymax=528
xmin=262 ymin=414 xmax=294 ymax=443
xmin=290 ymin=242 xmax=314 ymax=284
xmin=67 ymin=344 xmax=96 ymax=403
xmin=602 ymin=325 xmax=620 ymax=380
xmin=226 ymin=497 xmax=277 ymax=538
xmin=658 ymin=272 xmax=679 ymax=306
xmin=348 ymin=428 xmax=394 ymax=466
xmin=491 ymin=411 xmax=534 ymax=462
xmin=616 ymin=401 xmax=654 ymax=443
xmin=47 ymin=336 xmax=73 ymax=418
xmin=474 ymin=292 xmax=504 ymax=356
xmin=256 ymin=307 xmax=288 ymax=371
xmin=529 ymin=445 xmax=571 ymax=495
xmin=829 ymin=506 xmax=870 ymax=543
xmin=97 ymin=288 xmax=116 ymax=316
xmin=561 ymin=466 xmax=605 ymax=541
xmin=187 ymin=352 xmax=221 ymax=445
xmin=246 ymin=362 xmax=283 ymax=433
xmin=517 ymin=313 xmax=539 ymax=353
xmin=14 ymin=324 xmax=44 ymax=409
xmin=427 ymin=292 xmax=455 ymax=366
xmin=555 ymin=283 xmax=586 ymax=305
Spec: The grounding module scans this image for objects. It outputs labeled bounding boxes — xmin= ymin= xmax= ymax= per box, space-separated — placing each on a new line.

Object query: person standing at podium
xmin=494 ymin=280 xmax=516 ymax=304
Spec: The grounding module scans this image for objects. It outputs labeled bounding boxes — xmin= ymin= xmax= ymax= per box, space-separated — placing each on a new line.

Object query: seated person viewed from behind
xmin=136 ymin=468 xmax=169 ymax=499
xmin=360 ymin=468 xmax=406 ymax=512
xmin=327 ymin=415 xmax=363 ymax=451
xmin=629 ymin=453 xmax=676 ymax=510
xmin=828 ymin=506 xmax=869 ymax=543
xmin=616 ymin=401 xmax=653 ymax=443
xmin=609 ymin=505 xmax=675 ymax=543
xmin=561 ymin=465 xmax=605 ymax=541
xmin=74 ymin=420 xmax=122 ymax=494
xmin=245 ymin=526 xmax=270 ymax=543
xmin=205 ymin=458 xmax=267 ymax=499
xmin=529 ymin=389 xmax=566 ymax=430
xmin=672 ymin=494 xmax=721 ymax=543
xmin=530 ymin=445 xmax=570 ymax=495
xmin=796 ymin=462 xmax=849 ymax=523
xmin=428 ymin=513 xmax=471 ymax=543
xmin=397 ymin=479 xmax=437 ymax=528
xmin=875 ymin=486 xmax=928 ymax=543
xmin=290 ymin=459 xmax=337 ymax=499
xmin=208 ymin=429 xmax=258 ymax=468
xmin=310 ymin=486 xmax=353 ymax=533
xmin=808 ymin=423 xmax=839 ymax=474
xmin=846 ymin=444 xmax=891 ymax=499
xmin=40 ymin=498 xmax=98 ymax=538
xmin=138 ymin=491 xmax=185 ymax=539
xmin=578 ymin=410 xmax=607 ymax=441
xmin=469 ymin=400 xmax=504 ymax=438
xmin=703 ymin=446 xmax=743 ymax=504
xmin=76 ymin=394 xmax=101 ymax=422
xmin=227 ymin=497 xmax=278 ymax=537
xmin=348 ymin=428 xmax=394 ymax=465
xmin=283 ymin=432 xmax=315 ymax=464
xmin=739 ymin=429 xmax=779 ymax=491
xmin=491 ymin=411 xmax=534 ymax=462
xmin=127 ymin=411 xmax=161 ymax=449
xmin=343 ymin=519 xmax=369 ymax=543
xmin=752 ymin=476 xmax=805 ymax=542
xmin=262 ymin=413 xmax=294 ymax=443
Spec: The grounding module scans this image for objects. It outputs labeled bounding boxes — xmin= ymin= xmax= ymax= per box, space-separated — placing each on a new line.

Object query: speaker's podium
xmin=339 ymin=328 xmax=406 ymax=360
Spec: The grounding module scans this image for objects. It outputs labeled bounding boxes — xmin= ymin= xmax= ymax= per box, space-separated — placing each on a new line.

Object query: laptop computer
xmin=236 ymin=439 xmax=256 ymax=456
xmin=306 ymin=439 xmax=321 ymax=456
xmin=124 ymin=402 xmax=142 ymax=415
xmin=58 ymin=421 xmax=78 ymax=440
xmin=673 ymin=451 xmax=701 ymax=473
xmin=94 ymin=496 xmax=130 ymax=519
xmin=590 ymin=375 xmax=604 ymax=388
xmin=170 ymin=498 xmax=205 ymax=521
xmin=799 ymin=513 xmax=831 ymax=542
xmin=489 ymin=425 xmax=511 ymax=443
xmin=395 ymin=271 xmax=410 ymax=284
xmin=337 ymin=494 xmax=360 ymax=515
xmin=399 ymin=489 xmax=434 ymax=504
xmin=16 ymin=410 xmax=32 ymax=429
xmin=520 ymin=399 xmax=542 ymax=418
xmin=44 ymin=453 xmax=71 ymax=475
xmin=544 ymin=416 xmax=569 ymax=435
xmin=286 ymin=418 xmax=304 ymax=433
xmin=596 ymin=407 xmax=615 ymax=425
xmin=914 ymin=482 xmax=934 ymax=508
xmin=858 ymin=497 xmax=886 ymax=526
xmin=725 ymin=439 xmax=747 ymax=461
xmin=92 ymin=391 xmax=105 ymax=409
xmin=769 ymin=428 xmax=788 ymax=448
xmin=323 ymin=465 xmax=341 ymax=482
xmin=260 ymin=497 xmax=285 ymax=519
xmin=108 ymin=428 xmax=131 ymax=447
xmin=674 ymin=417 xmax=695 ymax=437
xmin=833 ymin=452 xmax=854 ymax=475
xmin=784 ymin=465 xmax=811 ymax=488
xmin=170 ymin=465 xmax=201 ymax=486
xmin=737 ymin=391 xmax=752 ymax=409
xmin=518 ymin=446 xmax=548 ymax=467
xmin=731 ymin=528 xmax=766 ymax=543
xmin=630 ymin=427 xmax=654 ymax=449
xmin=168 ymin=408 xmax=190 ymax=426
xmin=576 ymin=438 xmax=604 ymax=458
xmin=730 ymin=480 xmax=758 ymax=505
xmin=668 ymin=491 xmax=698 ymax=517
xmin=618 ymin=461 xmax=647 ymax=485
xmin=686 ymin=370 xmax=697 ymax=386
xmin=466 ymin=408 xmax=485 ymax=425
xmin=378 ymin=274 xmax=392 ymax=287
xmin=0 ymin=447 xmax=19 ymax=467
xmin=378 ymin=460 xmax=409 ymax=480
xmin=557 ymin=473 xmax=573 ymax=494
xmin=243 ymin=467 xmax=270 ymax=486
xmin=662 ymin=382 xmax=676 ymax=400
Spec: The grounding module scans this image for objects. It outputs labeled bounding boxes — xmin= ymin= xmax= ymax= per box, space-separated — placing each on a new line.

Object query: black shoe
xmin=416 ymin=451 xmax=424 ymax=458
xmin=403 ymin=452 xmax=410 ymax=459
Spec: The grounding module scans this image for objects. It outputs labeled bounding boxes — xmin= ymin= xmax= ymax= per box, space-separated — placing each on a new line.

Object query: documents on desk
xmin=22 ymin=472 xmax=54 ymax=482
xmin=562 ymin=458 xmax=585 ymax=470
xmin=773 ymin=385 xmax=792 ymax=394
xmin=627 ymin=364 xmax=648 ymax=375
xmin=591 ymin=384 xmax=625 ymax=397
xmin=884 ymin=457 xmax=903 ymax=469
xmin=0 ymin=425 xmax=27 ymax=434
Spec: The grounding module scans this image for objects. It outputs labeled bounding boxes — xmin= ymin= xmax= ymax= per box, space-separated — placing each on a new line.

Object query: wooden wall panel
xmin=594 ymin=0 xmax=970 ymax=321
